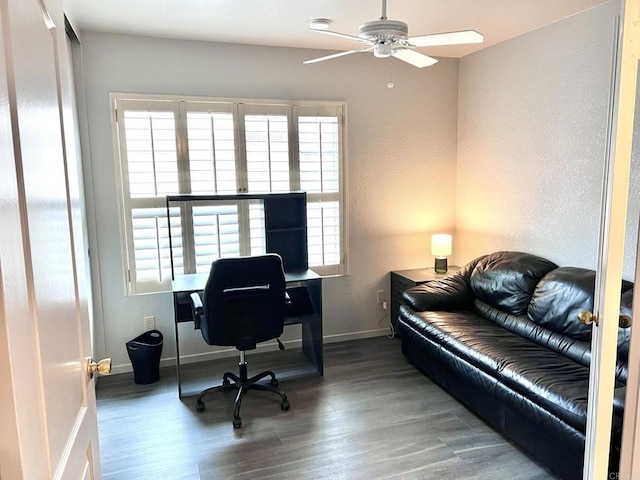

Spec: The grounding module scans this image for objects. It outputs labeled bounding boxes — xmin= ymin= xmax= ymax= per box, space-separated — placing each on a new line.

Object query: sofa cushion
xmin=470 ymin=251 xmax=558 ymax=316
xmin=528 ymin=267 xmax=596 ymax=340
xmin=528 ymin=267 xmax=634 ymax=345
xmin=398 ymin=306 xmax=622 ymax=431
xmin=472 ymin=299 xmax=592 ymax=366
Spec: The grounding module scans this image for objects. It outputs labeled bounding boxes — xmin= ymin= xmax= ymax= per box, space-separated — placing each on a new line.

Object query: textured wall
xmin=456 ymin=1 xmax=639 ymax=279
xmin=77 ymin=32 xmax=459 ymax=371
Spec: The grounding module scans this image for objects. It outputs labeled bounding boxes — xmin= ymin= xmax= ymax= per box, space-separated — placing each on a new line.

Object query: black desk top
xmin=171 ymin=269 xmax=321 ymax=293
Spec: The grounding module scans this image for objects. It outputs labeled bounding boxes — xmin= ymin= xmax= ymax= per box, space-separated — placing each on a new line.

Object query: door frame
xmin=620 ymin=231 xmax=640 ymax=479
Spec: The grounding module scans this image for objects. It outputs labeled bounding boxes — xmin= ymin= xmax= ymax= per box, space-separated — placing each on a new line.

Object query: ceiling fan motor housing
xmin=358 ymin=19 xmax=408 ymax=43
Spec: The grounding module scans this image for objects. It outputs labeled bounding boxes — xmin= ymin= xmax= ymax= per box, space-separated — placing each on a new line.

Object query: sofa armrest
xmin=402 ymin=272 xmax=472 ymax=312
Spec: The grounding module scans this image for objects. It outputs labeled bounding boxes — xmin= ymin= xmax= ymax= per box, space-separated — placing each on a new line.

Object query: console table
xmin=172 ymin=269 xmax=323 ymax=398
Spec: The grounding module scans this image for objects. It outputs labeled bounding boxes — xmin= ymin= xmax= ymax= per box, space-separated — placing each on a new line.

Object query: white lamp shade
xmin=431 ymin=234 xmax=452 ymax=258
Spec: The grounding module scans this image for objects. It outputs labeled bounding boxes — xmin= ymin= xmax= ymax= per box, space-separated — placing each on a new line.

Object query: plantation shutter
xmin=181 ymin=102 xmax=247 ymax=273
xmin=182 ymin=102 xmax=237 ymax=194
xmin=296 ymin=105 xmax=344 ymax=275
xmin=238 ymin=104 xmax=290 ymax=258
xmin=113 ymin=95 xmax=346 ymax=294
xmin=239 ymin=104 xmax=291 ymax=193
xmin=115 ymin=99 xmax=183 ymax=294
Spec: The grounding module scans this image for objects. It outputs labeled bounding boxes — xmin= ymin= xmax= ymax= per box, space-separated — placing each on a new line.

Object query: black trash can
xmin=126 ymin=330 xmax=163 ymax=384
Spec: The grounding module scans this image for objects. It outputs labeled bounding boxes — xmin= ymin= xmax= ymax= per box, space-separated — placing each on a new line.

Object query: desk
xmin=172 ymin=269 xmax=323 ymax=398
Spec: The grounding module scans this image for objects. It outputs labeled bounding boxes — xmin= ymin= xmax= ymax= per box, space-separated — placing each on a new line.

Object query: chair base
xmin=195 ymin=359 xmax=289 ymax=428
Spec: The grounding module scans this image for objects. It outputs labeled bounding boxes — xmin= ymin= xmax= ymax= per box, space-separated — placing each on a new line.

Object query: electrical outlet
xmin=144 ymin=315 xmax=155 ymax=331
xmin=376 ymin=290 xmax=385 ymax=304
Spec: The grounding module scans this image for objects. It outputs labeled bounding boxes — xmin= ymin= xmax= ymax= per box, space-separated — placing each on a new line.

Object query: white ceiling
xmin=64 ymin=0 xmax=610 ymax=58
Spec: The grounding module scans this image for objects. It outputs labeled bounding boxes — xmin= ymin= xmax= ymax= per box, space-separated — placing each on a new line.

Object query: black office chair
xmin=190 ymin=254 xmax=290 ymax=428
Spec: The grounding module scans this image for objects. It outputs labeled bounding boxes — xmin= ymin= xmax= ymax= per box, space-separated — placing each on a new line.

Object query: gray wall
xmin=77 ymin=32 xmax=460 ymax=371
xmin=456 ymin=0 xmax=639 ymax=278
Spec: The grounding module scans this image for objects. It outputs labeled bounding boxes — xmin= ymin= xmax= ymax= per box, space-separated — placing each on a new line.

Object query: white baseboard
xmin=322 ymin=328 xmax=390 ymax=344
xmin=110 ymin=328 xmax=391 ymax=375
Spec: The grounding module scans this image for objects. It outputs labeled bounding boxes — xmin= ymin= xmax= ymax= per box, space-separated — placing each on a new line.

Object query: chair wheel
xmin=270 ymin=378 xmax=279 ymax=387
xmin=196 ymin=401 xmax=205 ymax=413
xmin=222 ymin=378 xmax=231 ymax=386
xmin=281 ymin=399 xmax=290 ymax=411
xmin=233 ymin=416 xmax=242 ymax=428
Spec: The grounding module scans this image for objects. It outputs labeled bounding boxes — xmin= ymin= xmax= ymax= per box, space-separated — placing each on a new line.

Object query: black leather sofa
xmin=397 ymin=251 xmax=633 ymax=479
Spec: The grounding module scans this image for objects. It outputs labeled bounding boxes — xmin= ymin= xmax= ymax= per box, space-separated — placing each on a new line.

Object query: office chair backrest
xmin=201 ymin=254 xmax=286 ymax=350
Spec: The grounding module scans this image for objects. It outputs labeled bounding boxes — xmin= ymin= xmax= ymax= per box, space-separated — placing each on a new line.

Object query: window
xmin=112 ymin=94 xmax=346 ymax=294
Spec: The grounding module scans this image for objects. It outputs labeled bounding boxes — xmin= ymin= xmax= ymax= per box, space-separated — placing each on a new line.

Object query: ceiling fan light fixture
xmin=374 ymin=43 xmax=392 ymax=58
xmin=309 ymin=18 xmax=332 ymax=31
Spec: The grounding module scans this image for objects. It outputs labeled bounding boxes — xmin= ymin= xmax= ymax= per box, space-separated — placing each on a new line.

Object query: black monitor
xmin=264 ymin=194 xmax=308 ymax=271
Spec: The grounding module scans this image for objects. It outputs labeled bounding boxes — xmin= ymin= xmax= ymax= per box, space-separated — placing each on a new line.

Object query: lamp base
xmin=434 ymin=257 xmax=448 ymax=274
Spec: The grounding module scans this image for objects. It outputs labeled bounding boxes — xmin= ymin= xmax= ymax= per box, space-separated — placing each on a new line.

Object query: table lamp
xmin=431 ymin=234 xmax=452 ymax=273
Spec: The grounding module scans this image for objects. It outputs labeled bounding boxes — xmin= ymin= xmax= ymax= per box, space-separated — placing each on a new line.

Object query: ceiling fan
xmin=304 ymin=0 xmax=484 ymax=68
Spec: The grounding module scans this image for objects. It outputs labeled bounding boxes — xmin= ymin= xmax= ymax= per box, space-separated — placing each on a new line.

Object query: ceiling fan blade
xmin=311 ymin=29 xmax=369 ymax=44
xmin=409 ymin=30 xmax=484 ymax=47
xmin=304 ymin=47 xmax=372 ymax=65
xmin=392 ymin=49 xmax=438 ymax=68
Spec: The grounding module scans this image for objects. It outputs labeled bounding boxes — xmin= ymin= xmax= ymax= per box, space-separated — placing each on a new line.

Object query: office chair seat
xmin=190 ymin=254 xmax=290 ymax=428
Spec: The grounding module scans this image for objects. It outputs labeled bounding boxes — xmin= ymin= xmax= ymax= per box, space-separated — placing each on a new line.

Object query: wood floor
xmin=96 ymin=336 xmax=557 ymax=479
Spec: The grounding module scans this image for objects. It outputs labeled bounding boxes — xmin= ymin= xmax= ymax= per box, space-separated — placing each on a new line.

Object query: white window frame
xmin=110 ymin=93 xmax=348 ymax=295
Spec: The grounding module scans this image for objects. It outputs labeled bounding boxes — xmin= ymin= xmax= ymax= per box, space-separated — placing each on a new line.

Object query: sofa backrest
xmin=469 ymin=251 xmax=558 ymax=316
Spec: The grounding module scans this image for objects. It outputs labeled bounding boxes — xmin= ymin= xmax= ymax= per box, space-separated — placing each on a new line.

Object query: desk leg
xmin=302 ymin=278 xmax=323 ymax=375
xmin=173 ymin=294 xmax=183 ymax=398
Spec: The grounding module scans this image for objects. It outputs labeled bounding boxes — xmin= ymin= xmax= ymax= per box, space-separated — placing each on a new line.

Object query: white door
xmin=0 ymin=0 xmax=101 ymax=478
xmin=584 ymin=0 xmax=639 ymax=478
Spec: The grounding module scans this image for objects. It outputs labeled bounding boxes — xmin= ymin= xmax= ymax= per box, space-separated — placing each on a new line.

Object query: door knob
xmin=87 ymin=358 xmax=112 ymax=380
xmin=578 ymin=311 xmax=599 ymax=326
xmin=619 ymin=315 xmax=632 ymax=328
